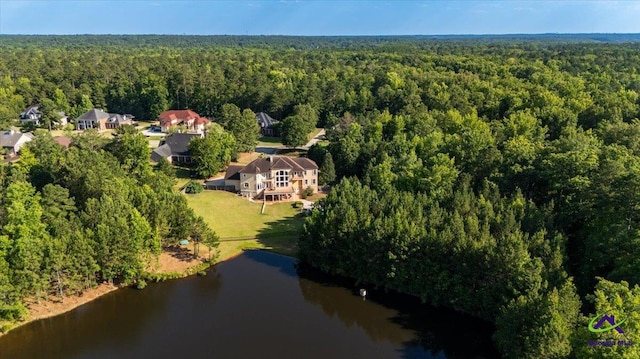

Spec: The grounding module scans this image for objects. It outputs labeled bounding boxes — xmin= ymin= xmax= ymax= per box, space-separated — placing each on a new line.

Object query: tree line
xmin=0 ymin=126 xmax=218 ymax=329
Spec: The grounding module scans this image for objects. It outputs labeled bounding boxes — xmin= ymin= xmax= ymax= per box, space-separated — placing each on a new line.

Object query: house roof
xmin=53 ymin=136 xmax=72 ymax=149
xmin=238 ymin=156 xmax=318 ymax=174
xmin=150 ymin=132 xmax=204 ymax=161
xmin=256 ymin=112 xmax=278 ymax=128
xmin=0 ymin=131 xmax=33 ymax=148
xmin=107 ymin=114 xmax=133 ymax=124
xmin=224 ymin=165 xmax=244 ymax=180
xmin=194 ymin=117 xmax=211 ymax=126
xmin=151 ymin=144 xmax=173 ymax=162
xmin=77 ymin=108 xmax=110 ymax=122
xmin=21 ymin=104 xmax=40 ymax=115
xmin=158 ymin=110 xmax=203 ymax=127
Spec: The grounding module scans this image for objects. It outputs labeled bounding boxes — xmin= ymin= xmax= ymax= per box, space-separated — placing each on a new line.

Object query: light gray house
xmin=1 ymin=130 xmax=34 ymax=156
xmin=19 ymin=105 xmax=42 ymax=125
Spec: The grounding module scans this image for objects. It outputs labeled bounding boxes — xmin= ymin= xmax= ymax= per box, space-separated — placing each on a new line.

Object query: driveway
xmin=255 ymin=146 xmax=282 ymax=155
xmin=141 ymin=128 xmax=166 ymax=137
xmin=302 ymin=129 xmax=326 ymax=150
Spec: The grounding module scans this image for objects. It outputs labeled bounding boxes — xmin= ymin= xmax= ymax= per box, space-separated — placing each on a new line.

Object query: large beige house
xmin=225 ymin=156 xmax=319 ymax=200
xmin=76 ymin=109 xmax=133 ymax=131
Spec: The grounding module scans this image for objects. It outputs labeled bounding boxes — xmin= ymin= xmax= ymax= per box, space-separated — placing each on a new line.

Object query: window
xmin=304 ymin=180 xmax=308 ymax=185
xmin=313 ymin=169 xmax=317 ymax=175
xmin=275 ymin=170 xmax=289 ymax=188
xmin=312 ymin=179 xmax=316 ymax=185
xmin=243 ymin=182 xmax=249 ymax=188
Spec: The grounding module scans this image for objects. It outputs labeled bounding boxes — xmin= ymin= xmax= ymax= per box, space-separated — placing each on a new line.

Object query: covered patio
xmin=263 ymin=187 xmax=295 ymax=201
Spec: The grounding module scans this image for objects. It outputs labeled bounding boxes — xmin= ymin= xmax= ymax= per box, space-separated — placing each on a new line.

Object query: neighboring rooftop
xmin=53 ymin=136 xmax=72 ymax=149
xmin=256 ymin=112 xmax=278 ymax=128
xmin=151 ymin=132 xmax=204 ymax=162
xmin=158 ymin=110 xmax=210 ymax=127
xmin=77 ymin=108 xmax=110 ymax=121
xmin=0 ymin=130 xmax=33 ymax=148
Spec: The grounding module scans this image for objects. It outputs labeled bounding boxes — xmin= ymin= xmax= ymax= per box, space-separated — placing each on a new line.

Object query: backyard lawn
xmin=185 ymin=190 xmax=304 ymax=257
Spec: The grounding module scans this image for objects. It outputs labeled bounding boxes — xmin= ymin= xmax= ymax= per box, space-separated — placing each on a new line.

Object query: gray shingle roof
xmin=0 ymin=131 xmax=33 ymax=148
xmin=150 ymin=133 xmax=204 ymax=161
xmin=107 ymin=114 xmax=133 ymax=124
xmin=256 ymin=112 xmax=279 ymax=128
xmin=77 ymin=108 xmax=110 ymax=122
xmin=151 ymin=144 xmax=172 ymax=162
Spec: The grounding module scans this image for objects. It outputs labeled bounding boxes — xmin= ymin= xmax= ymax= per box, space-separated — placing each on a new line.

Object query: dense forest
xmin=2 ymin=35 xmax=640 ymax=357
xmin=0 ymin=126 xmax=218 ymax=331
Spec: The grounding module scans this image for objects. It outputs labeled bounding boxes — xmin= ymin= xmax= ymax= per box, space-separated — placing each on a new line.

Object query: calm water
xmin=0 ymin=251 xmax=499 ymax=359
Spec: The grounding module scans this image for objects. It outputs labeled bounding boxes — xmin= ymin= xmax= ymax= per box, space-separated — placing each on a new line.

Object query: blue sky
xmin=1 ymin=0 xmax=640 ymax=35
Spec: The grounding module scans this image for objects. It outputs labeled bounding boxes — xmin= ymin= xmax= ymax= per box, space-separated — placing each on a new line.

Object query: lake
xmin=0 ymin=250 xmax=499 ymax=358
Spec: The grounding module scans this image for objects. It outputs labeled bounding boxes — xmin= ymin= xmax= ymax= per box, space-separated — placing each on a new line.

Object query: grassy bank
xmin=185 ymin=190 xmax=304 ymax=239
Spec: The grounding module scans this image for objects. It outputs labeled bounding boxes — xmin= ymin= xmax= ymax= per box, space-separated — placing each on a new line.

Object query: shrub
xmin=293 ymin=201 xmax=303 ymax=208
xmin=136 ymin=279 xmax=147 ymax=290
xmin=301 ymin=186 xmax=314 ymax=199
xmin=185 ymin=180 xmax=204 ymax=194
xmin=0 ymin=304 xmax=27 ymax=322
xmin=1 ymin=324 xmax=12 ymax=333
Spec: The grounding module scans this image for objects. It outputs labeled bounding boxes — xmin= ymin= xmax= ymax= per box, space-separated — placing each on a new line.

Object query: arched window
xmin=275 ymin=170 xmax=289 ymax=188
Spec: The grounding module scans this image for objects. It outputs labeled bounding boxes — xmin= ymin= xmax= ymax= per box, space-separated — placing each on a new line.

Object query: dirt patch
xmin=16 ymin=283 xmax=119 ymax=330
xmin=153 ymin=244 xmax=208 ymax=273
xmin=1 ymin=245 xmax=219 ymax=337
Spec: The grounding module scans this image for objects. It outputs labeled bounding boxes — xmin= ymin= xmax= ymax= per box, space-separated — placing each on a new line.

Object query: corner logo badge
xmin=589 ymin=314 xmax=626 ymax=334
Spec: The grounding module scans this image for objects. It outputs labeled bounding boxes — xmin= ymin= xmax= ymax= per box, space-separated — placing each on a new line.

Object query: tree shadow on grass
xmin=255 ymin=210 xmax=306 ymax=257
xmin=174 ymin=165 xmax=196 ymax=179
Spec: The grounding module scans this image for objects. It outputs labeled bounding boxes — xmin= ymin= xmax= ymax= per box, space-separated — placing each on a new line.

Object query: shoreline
xmin=0 ymin=244 xmax=246 ymax=338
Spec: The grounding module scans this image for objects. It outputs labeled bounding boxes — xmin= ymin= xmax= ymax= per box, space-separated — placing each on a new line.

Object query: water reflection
xmin=295 ymin=262 xmax=499 ymax=359
xmin=0 ymin=251 xmax=498 ymax=359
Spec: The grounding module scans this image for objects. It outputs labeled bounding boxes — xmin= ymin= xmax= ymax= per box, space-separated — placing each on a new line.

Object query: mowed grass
xmin=185 ymin=191 xmax=304 ymax=256
xmin=257 ymin=136 xmax=284 ymax=146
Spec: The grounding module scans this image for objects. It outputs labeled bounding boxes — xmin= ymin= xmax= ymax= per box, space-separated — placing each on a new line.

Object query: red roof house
xmin=158 ymin=110 xmax=210 ymax=133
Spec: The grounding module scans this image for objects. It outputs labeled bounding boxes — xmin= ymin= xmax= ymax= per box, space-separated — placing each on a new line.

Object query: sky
xmin=1 ymin=0 xmax=640 ymax=35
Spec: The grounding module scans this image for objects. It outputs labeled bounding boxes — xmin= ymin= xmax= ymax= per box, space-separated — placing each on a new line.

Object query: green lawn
xmin=173 ymin=166 xmax=193 ymax=190
xmin=185 ymin=191 xmax=304 ymax=256
xmin=257 ymin=136 xmax=284 ymax=147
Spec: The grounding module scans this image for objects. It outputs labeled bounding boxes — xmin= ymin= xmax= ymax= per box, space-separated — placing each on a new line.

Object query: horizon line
xmin=1 ymin=32 xmax=640 ymax=37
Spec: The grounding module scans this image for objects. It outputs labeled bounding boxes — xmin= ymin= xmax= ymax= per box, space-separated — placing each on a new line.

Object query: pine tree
xmin=319 ymin=152 xmax=336 ymax=185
